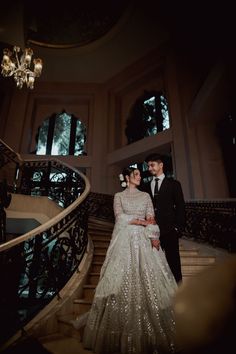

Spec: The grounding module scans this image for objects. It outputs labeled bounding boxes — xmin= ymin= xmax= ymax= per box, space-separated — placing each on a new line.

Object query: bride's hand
xmin=146 ymin=217 xmax=156 ymax=225
xmin=129 ymin=219 xmax=146 ymax=226
xmin=151 ymin=239 xmax=160 ymax=250
xmin=129 ymin=218 xmax=158 ymax=226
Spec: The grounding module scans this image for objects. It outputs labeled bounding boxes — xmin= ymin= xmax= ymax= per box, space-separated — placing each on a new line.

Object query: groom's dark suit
xmin=143 ymin=176 xmax=185 ymax=283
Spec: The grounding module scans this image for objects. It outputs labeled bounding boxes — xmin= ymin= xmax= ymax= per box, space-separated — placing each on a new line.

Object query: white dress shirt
xmin=151 ymin=173 xmax=165 ymax=197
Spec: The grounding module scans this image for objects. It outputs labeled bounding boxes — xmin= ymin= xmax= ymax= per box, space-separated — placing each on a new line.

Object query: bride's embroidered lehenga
xmin=83 ymin=188 xmax=177 ymax=354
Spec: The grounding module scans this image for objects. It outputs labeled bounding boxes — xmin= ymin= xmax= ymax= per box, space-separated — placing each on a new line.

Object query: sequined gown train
xmin=83 ymin=188 xmax=177 ymax=354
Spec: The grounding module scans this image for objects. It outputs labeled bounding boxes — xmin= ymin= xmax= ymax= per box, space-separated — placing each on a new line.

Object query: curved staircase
xmin=37 ymin=218 xmax=221 ymax=354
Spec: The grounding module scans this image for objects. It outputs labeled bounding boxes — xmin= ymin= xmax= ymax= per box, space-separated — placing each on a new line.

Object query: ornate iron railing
xmin=84 ymin=192 xmax=236 ymax=253
xmin=0 ymin=139 xmax=90 ymax=346
xmin=19 ymin=159 xmax=86 ymax=207
xmin=0 ymin=140 xmax=22 ymax=170
xmin=183 ymin=200 xmax=236 ymax=252
xmin=86 ymin=192 xmax=115 ymax=223
xmin=0 ymin=198 xmax=89 ymax=345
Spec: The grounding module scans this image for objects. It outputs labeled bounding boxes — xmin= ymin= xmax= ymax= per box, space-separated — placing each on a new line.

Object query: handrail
xmin=0 ymin=138 xmax=23 ymax=166
xmin=0 ymin=157 xmax=90 ymax=252
xmin=0 ymin=139 xmax=91 ymax=346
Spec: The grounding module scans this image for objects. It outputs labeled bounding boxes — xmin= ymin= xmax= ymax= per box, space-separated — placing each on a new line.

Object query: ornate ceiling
xmin=0 ymin=1 xmax=234 ymax=83
xmin=24 ymin=0 xmax=130 ymax=48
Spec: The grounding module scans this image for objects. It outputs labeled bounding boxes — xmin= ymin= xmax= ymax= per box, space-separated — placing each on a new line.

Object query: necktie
xmin=154 ymin=177 xmax=159 ymax=197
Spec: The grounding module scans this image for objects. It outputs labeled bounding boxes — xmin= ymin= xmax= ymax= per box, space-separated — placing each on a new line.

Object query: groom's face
xmin=147 ymin=161 xmax=163 ymax=176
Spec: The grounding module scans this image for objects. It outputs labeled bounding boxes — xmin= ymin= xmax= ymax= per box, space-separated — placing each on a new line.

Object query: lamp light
xmin=1 ymin=46 xmax=43 ymax=89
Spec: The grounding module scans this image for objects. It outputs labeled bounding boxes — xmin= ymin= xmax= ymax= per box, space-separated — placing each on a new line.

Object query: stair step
xmin=94 ymin=251 xmax=107 ymax=255
xmin=182 ymin=263 xmax=214 ymax=275
xmin=179 ymin=245 xmax=198 ymax=252
xmin=89 ymin=230 xmax=112 ymax=237
xmin=180 ymin=251 xmax=200 ymax=256
xmin=88 ymin=217 xmax=114 ymax=228
xmin=92 ymin=239 xmax=110 ymax=246
xmin=83 ymin=284 xmax=96 ymax=289
xmin=73 ymin=299 xmax=92 ymax=314
xmin=180 ymin=256 xmax=215 ymax=265
xmin=182 ymin=275 xmax=195 ymax=284
xmin=94 ymin=245 xmax=109 ymax=252
xmin=93 ymin=253 xmax=106 ymax=262
xmin=57 ymin=313 xmax=79 ymax=325
xmin=179 ymin=244 xmax=198 ymax=250
xmin=56 ymin=313 xmax=81 ymax=340
xmin=39 ymin=332 xmax=65 ymax=343
xmin=87 ymin=272 xmax=100 ymax=285
xmin=74 ymin=299 xmax=93 ymax=305
xmin=91 ymin=247 xmax=200 ymax=257
xmin=39 ymin=332 xmax=92 ymax=354
xmin=91 ymin=261 xmax=104 ymax=272
xmin=91 ymin=235 xmax=111 ymax=241
xmin=90 ymin=235 xmax=111 ymax=242
xmin=83 ymin=284 xmax=96 ymax=300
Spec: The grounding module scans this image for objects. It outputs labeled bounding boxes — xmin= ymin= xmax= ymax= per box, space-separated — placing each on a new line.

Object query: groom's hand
xmin=151 ymin=239 xmax=160 ymax=250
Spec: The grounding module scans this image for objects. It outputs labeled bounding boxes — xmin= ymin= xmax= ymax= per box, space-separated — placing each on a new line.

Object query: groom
xmin=142 ymin=153 xmax=186 ymax=284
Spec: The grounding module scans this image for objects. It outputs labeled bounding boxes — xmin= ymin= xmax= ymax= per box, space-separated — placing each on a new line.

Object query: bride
xmin=83 ymin=167 xmax=178 ymax=354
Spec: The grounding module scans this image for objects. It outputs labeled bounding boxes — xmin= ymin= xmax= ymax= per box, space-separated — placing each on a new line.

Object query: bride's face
xmin=128 ymin=169 xmax=141 ymax=187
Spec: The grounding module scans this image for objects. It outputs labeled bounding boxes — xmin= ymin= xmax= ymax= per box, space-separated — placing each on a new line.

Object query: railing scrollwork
xmin=183 ymin=200 xmax=236 ymax=252
xmin=0 ymin=138 xmax=90 ymax=346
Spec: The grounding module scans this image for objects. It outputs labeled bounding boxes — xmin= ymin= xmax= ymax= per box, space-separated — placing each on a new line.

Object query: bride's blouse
xmin=113 ymin=188 xmax=155 ymax=221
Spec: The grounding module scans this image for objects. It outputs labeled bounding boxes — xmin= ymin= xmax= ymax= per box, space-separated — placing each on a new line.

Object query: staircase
xmin=37 ymin=218 xmax=218 ymax=354
xmin=180 ymin=244 xmax=216 ymax=283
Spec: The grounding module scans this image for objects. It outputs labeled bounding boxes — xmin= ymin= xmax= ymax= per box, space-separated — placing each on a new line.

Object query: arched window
xmin=125 ymin=91 xmax=170 ymax=144
xmin=35 ymin=110 xmax=86 ymax=156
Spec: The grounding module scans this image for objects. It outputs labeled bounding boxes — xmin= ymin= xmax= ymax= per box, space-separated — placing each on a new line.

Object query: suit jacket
xmin=142 ymin=177 xmax=186 ymax=235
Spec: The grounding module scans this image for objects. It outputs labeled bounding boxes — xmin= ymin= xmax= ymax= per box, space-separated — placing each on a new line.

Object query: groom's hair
xmin=145 ymin=153 xmax=165 ymax=164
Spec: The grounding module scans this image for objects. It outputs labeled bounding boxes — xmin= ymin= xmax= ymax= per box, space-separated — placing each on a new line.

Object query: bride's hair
xmin=119 ymin=167 xmax=137 ymax=189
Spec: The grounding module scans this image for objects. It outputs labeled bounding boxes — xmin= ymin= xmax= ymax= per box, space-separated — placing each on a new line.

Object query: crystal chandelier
xmin=1 ymin=46 xmax=43 ymax=89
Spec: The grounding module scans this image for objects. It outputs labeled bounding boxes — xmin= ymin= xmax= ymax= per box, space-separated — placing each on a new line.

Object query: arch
xmin=36 ymin=110 xmax=86 ymax=156
xmin=125 ymin=90 xmax=170 ymax=144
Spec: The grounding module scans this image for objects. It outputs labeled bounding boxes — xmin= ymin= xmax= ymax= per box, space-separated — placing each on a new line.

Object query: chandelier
xmin=1 ymin=46 xmax=43 ymax=89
